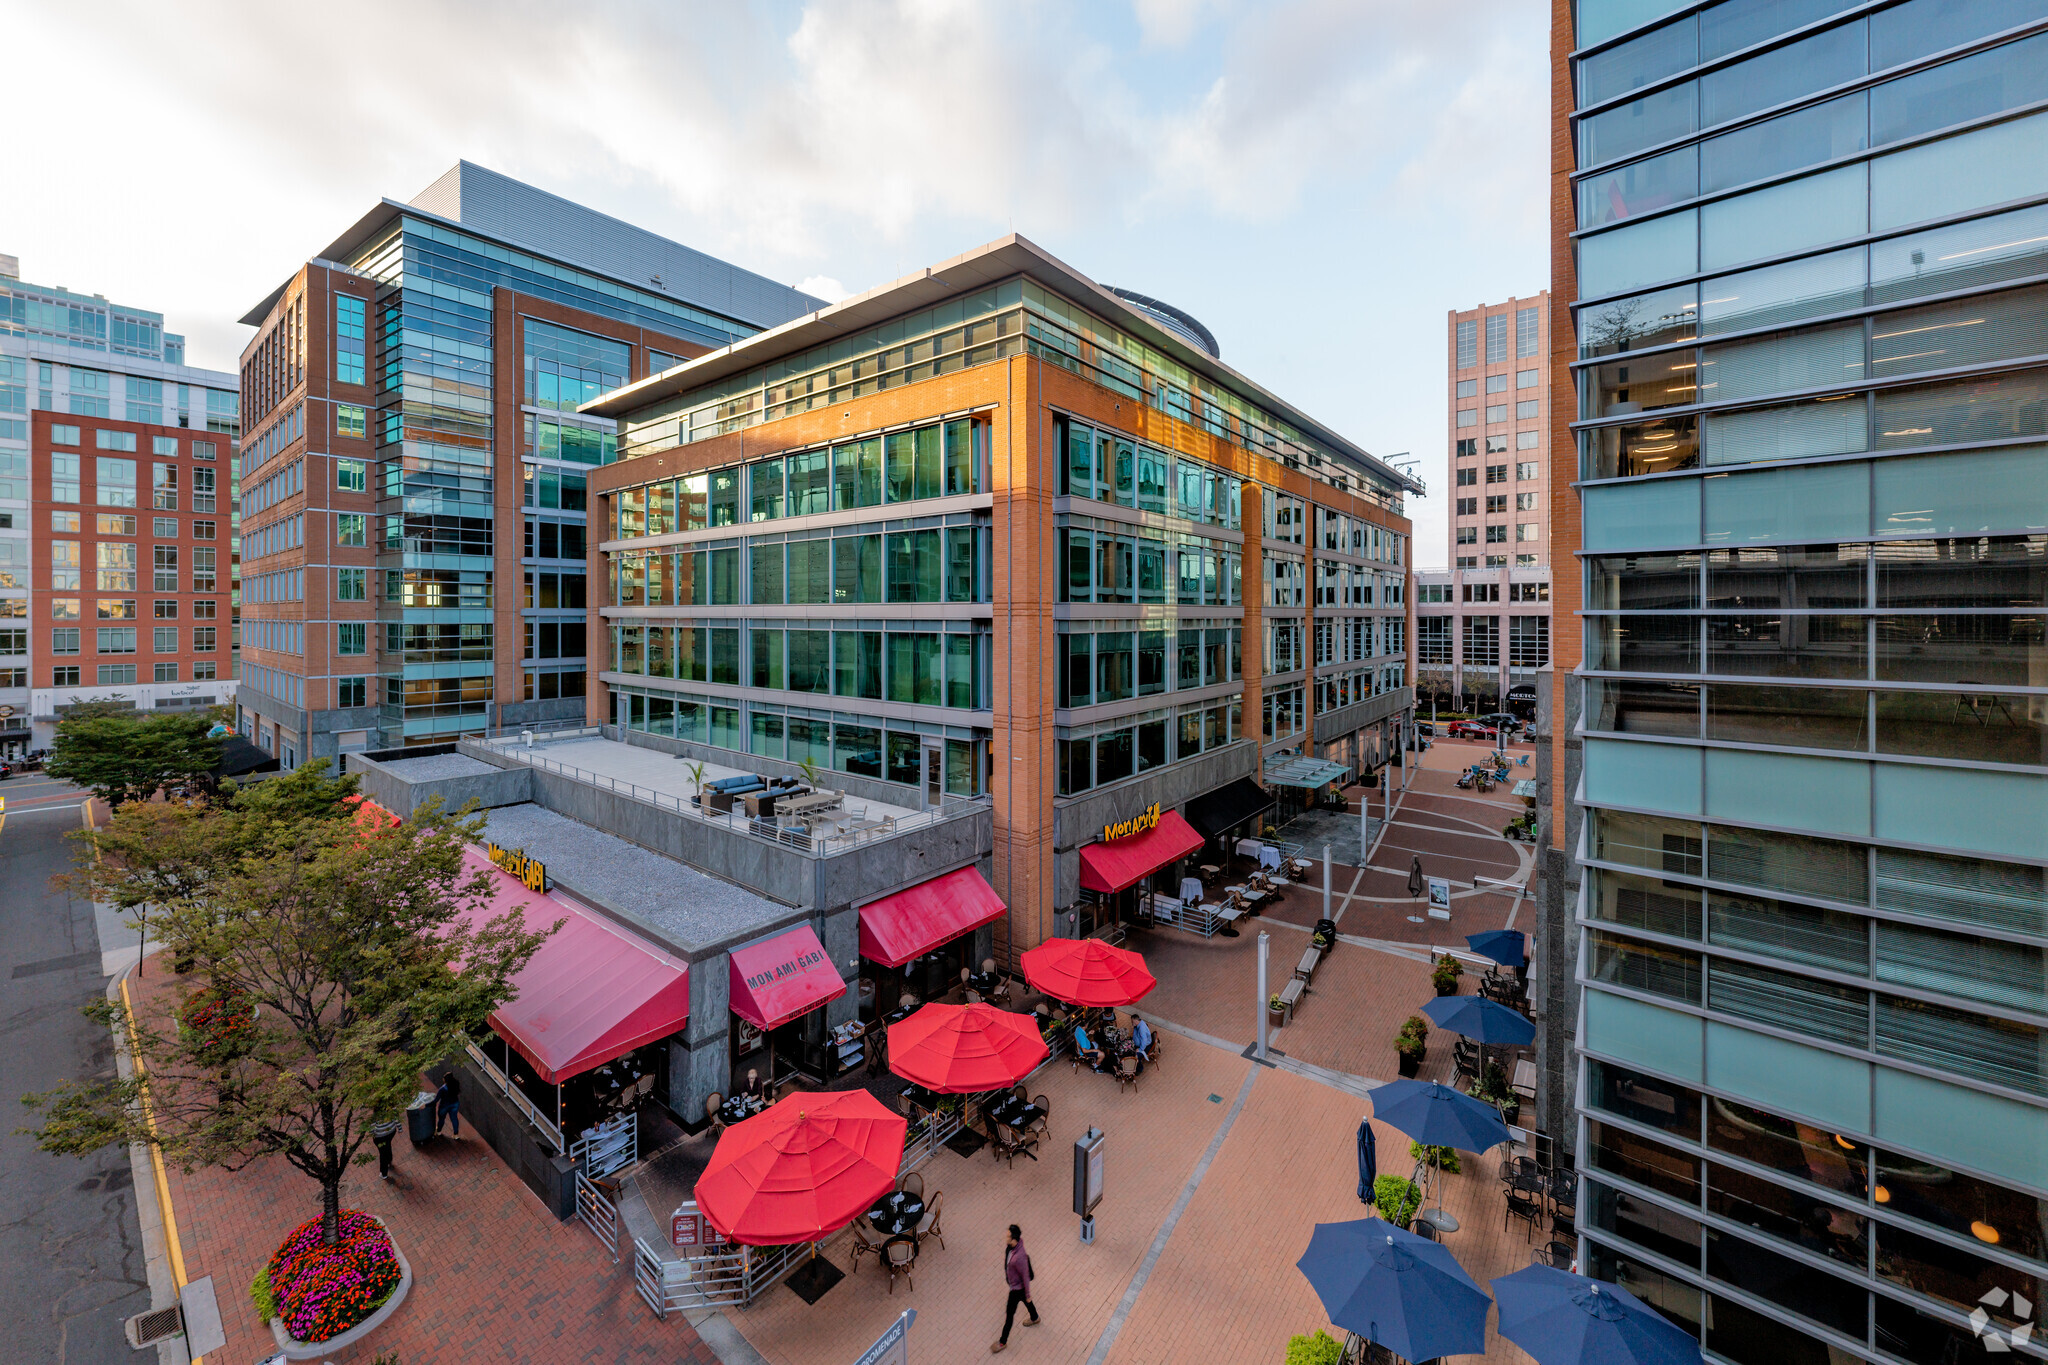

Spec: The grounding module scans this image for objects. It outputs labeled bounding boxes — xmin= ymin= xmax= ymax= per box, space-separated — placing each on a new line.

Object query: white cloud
xmin=797 ymin=275 xmax=849 ymax=303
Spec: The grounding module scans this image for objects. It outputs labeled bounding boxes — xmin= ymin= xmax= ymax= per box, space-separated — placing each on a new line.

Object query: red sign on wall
xmin=671 ymin=1202 xmax=727 ymax=1249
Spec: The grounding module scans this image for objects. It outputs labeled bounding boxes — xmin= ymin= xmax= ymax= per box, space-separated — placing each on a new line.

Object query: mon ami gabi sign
xmin=1102 ymin=803 xmax=1162 ymax=843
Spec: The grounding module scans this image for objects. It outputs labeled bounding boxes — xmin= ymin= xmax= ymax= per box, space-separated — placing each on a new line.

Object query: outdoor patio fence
xmin=634 ymin=1235 xmax=816 ymax=1315
xmin=465 ymin=1041 xmax=565 ymax=1151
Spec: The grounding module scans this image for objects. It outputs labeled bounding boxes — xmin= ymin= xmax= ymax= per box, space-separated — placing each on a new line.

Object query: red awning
xmin=1078 ymin=809 xmax=1207 ymax=894
xmin=857 ymin=867 xmax=1007 ymax=968
xmin=460 ymin=851 xmax=691 ymax=1086
xmin=729 ymin=925 xmax=847 ymax=1031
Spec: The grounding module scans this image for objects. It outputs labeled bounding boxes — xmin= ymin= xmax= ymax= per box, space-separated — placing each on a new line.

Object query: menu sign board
xmin=671 ymin=1201 xmax=728 ymax=1250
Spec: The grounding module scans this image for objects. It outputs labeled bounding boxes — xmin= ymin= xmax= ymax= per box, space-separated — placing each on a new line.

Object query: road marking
xmin=119 ymin=976 xmax=194 ymax=1309
xmin=1084 ymin=1062 xmax=1259 ymax=1365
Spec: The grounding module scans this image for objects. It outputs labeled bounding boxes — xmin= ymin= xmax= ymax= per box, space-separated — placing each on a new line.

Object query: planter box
xmin=269 ymin=1218 xmax=412 ymax=1361
xmin=1397 ymin=1050 xmax=1423 ymax=1078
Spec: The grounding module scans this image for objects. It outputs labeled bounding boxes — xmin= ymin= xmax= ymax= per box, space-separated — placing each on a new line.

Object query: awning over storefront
xmin=1079 ymin=809 xmax=1206 ymax=895
xmin=729 ymin=924 xmax=847 ymax=1031
xmin=1185 ymin=778 xmax=1276 ymax=840
xmin=1265 ymin=755 xmax=1352 ymax=788
xmin=461 ymin=851 xmax=691 ymax=1086
xmin=858 ymin=867 xmax=1007 ymax=968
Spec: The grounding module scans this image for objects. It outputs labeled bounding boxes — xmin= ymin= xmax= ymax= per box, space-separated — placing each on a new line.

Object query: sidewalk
xmin=125 ymin=967 xmax=717 ymax=1365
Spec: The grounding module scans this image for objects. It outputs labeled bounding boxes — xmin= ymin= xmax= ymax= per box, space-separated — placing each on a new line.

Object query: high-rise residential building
xmin=1 ymin=255 xmax=243 ymax=748
xmin=232 ymin=162 xmax=823 ymax=766
xmin=1551 ymin=2 xmax=2048 ymax=1361
xmin=581 ymin=235 xmax=1420 ymax=952
xmin=1415 ymin=294 xmax=1555 ymax=715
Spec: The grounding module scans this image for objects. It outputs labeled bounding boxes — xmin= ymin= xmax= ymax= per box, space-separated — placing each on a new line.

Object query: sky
xmin=0 ymin=0 xmax=1547 ymax=563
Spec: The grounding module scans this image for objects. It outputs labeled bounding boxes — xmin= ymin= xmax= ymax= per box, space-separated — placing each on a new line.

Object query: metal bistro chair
xmin=1116 ymin=1052 xmax=1142 ymax=1093
xmin=1506 ymin=1184 xmax=1544 ymax=1242
xmin=849 ymin=1222 xmax=882 ymax=1274
xmin=898 ymin=1170 xmax=925 ymax=1201
xmin=915 ymin=1190 xmax=945 ymax=1251
xmin=1144 ymin=1033 xmax=1162 ymax=1073
xmin=705 ymin=1092 xmax=727 ymax=1140
xmin=884 ymin=1236 xmax=917 ymax=1294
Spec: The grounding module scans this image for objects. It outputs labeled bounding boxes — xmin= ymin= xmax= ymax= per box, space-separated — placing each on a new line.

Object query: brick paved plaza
xmin=135 ymin=741 xmax=1552 ymax=1363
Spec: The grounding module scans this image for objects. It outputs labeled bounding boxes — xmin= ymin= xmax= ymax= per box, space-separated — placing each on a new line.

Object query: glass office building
xmin=1560 ymin=2 xmax=2048 ymax=1361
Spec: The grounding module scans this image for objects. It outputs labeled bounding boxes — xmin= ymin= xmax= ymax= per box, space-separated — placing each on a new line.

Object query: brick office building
xmin=581 ymin=236 xmax=1421 ymax=953
xmin=233 ymin=162 xmax=821 ymax=765
xmin=27 ymin=411 xmax=234 ymax=716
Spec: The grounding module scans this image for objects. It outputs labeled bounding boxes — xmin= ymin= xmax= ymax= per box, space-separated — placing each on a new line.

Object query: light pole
xmin=1256 ymin=931 xmax=1270 ymax=1062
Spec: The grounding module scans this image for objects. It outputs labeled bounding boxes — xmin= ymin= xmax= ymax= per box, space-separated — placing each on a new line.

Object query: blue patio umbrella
xmin=1468 ymin=928 xmax=1527 ymax=969
xmin=1356 ymin=1118 xmax=1377 ymax=1204
xmin=1366 ymin=1079 xmax=1513 ymax=1152
xmin=1298 ymin=1218 xmax=1491 ymax=1362
xmin=1492 ymin=1265 xmax=1703 ymax=1365
xmin=1422 ymin=993 xmax=1537 ymax=1046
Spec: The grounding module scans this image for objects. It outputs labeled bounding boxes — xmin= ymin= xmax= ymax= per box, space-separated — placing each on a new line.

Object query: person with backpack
xmin=434 ymin=1072 xmax=462 ymax=1138
xmin=992 ymin=1223 xmax=1039 ymax=1352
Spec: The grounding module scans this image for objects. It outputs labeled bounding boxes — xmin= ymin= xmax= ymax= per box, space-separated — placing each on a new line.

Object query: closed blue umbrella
xmin=1422 ymin=993 xmax=1537 ymax=1046
xmin=1467 ymin=928 xmax=1526 ymax=968
xmin=1492 ymin=1265 xmax=1703 ymax=1365
xmin=1298 ymin=1218 xmax=1491 ymax=1362
xmin=1356 ymin=1118 xmax=1377 ymax=1204
xmin=1367 ymin=1079 xmax=1513 ymax=1152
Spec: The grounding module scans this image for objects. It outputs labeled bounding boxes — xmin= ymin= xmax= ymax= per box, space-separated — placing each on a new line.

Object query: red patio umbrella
xmin=1021 ymin=937 xmax=1157 ymax=1008
xmin=888 ymin=1002 xmax=1050 ymax=1094
xmin=695 ymin=1088 xmax=908 ymax=1245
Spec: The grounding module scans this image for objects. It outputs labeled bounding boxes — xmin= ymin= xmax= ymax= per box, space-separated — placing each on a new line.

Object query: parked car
xmin=1477 ymin=712 xmax=1522 ymax=731
xmin=1448 ymin=721 xmax=1498 ymax=740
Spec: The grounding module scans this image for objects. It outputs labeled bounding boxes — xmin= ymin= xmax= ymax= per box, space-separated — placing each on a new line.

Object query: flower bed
xmin=179 ymin=986 xmax=256 ymax=1061
xmin=266 ymin=1211 xmax=403 ymax=1344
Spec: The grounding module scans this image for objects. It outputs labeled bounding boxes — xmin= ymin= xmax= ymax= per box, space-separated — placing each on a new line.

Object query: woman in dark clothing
xmin=434 ymin=1073 xmax=462 ymax=1137
xmin=991 ymin=1223 xmax=1039 ymax=1352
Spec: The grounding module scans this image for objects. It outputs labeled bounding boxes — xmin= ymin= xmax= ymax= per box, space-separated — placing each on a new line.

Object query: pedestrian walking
xmin=990 ymin=1223 xmax=1039 ymax=1353
xmin=434 ymin=1073 xmax=462 ymax=1138
xmin=370 ymin=1118 xmax=401 ymax=1179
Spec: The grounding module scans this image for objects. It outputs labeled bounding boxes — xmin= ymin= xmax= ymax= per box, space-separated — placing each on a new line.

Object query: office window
xmin=52 ymin=599 xmax=80 ymax=621
xmin=1457 ymin=527 xmax=1479 ymax=544
xmin=151 ymin=435 xmax=177 ymax=457
xmin=97 ymin=665 xmax=136 ymax=685
xmin=1486 ymin=404 xmax=1508 ymax=424
xmin=1510 ymin=582 xmax=1549 ymax=602
xmin=336 ymin=568 xmax=365 ymax=601
xmin=192 ymin=440 xmax=215 ymax=461
xmin=1457 ymin=497 xmax=1478 ymax=515
xmin=192 ymin=519 xmax=214 ymax=540
xmin=1487 ymin=464 xmax=1508 ymax=483
xmin=193 ymin=626 xmax=216 ymax=652
xmin=192 ymin=600 xmax=215 ymax=619
xmin=1487 ymin=494 xmax=1509 ymax=513
xmin=1517 ymin=522 xmax=1540 ymax=541
xmin=1456 ymin=318 xmax=1477 ymax=369
xmin=1456 ymin=468 xmax=1478 ymax=486
xmin=97 ymin=542 xmax=137 ymax=591
xmin=96 ymin=457 xmax=136 ymax=507
xmin=1486 ymin=525 xmax=1508 ymax=543
xmin=1456 ymin=408 xmax=1477 ymax=428
xmin=337 ymin=458 xmax=366 ymax=491
xmin=1516 ymin=400 xmax=1540 ymax=419
xmin=1518 ymin=461 xmax=1540 ymax=480
xmin=153 ymin=545 xmax=178 ymax=590
xmin=334 ymin=295 xmax=366 ymax=384
xmin=1456 ymin=438 xmax=1477 ymax=457
xmin=1517 ymin=493 xmax=1540 ymax=511
xmin=95 ymin=429 xmax=136 ymax=452
xmin=51 ymin=628 xmax=80 ymax=654
xmin=151 ymin=462 xmax=177 ymax=510
xmin=1486 ymin=314 xmax=1508 ymax=363
xmin=190 ymin=661 xmax=214 ymax=680
xmin=153 ymin=600 xmax=177 ymax=619
xmin=153 ymin=626 xmax=177 ymax=654
xmin=49 ymin=511 xmax=79 ymax=534
xmin=1516 ymin=554 xmax=1538 ymax=566
xmin=97 ymin=627 xmax=137 ymax=653
xmin=1487 ymin=373 xmax=1509 ymax=394
xmin=191 ymin=467 xmax=215 ymax=512
xmin=1457 ymin=379 xmax=1478 ymax=398
xmin=337 ymin=676 xmax=366 ymax=708
xmin=51 ymin=665 xmax=79 ymax=685
xmin=1517 ymin=368 xmax=1539 ymax=389
xmin=152 ymin=516 xmax=177 ymax=537
xmin=1485 ymin=434 xmax=1508 ymax=454
xmin=0 ymin=628 xmax=22 ymax=658
xmin=336 ymin=622 xmax=365 ymax=655
xmin=1517 ymin=306 xmax=1540 ymax=357
xmin=191 ymin=547 xmax=216 ymax=590
xmin=1465 ymin=615 xmax=1500 ymax=666
xmin=50 ymin=424 xmax=79 ymax=446
xmin=1457 ymin=555 xmax=1478 ymax=568
xmin=153 ymin=662 xmax=177 ymax=682
xmin=337 ymin=513 xmax=366 ymax=547
xmin=336 ymin=404 xmax=366 ymax=439
xmin=1517 ymin=431 xmax=1540 ymax=449
xmin=1510 ymin=615 xmax=1550 ymax=667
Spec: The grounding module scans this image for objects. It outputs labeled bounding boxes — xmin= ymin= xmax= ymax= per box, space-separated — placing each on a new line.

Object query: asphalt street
xmin=0 ymin=775 xmax=150 ymax=1364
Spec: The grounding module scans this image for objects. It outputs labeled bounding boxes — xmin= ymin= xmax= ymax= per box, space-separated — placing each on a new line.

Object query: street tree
xmin=26 ymin=764 xmax=556 ymax=1246
xmin=44 ymin=706 xmax=224 ymax=809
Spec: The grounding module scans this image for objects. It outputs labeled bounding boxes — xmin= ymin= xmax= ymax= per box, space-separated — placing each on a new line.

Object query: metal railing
xmin=576 ymin=1170 xmax=619 ymax=1262
xmin=462 ymin=736 xmax=970 ymax=857
xmin=569 ymin=1111 xmax=637 ymax=1179
xmin=465 ymin=1042 xmax=565 ymax=1152
xmin=634 ymin=1235 xmax=815 ymax=1316
xmin=898 ymin=1104 xmax=965 ymax=1176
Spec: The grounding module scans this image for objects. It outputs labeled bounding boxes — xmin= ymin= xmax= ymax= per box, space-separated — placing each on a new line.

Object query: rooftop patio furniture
xmin=884 ymin=1236 xmax=916 ymax=1294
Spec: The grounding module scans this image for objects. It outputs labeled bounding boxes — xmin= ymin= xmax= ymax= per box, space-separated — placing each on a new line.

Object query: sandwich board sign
xmin=1426 ymin=877 xmax=1452 ymax=920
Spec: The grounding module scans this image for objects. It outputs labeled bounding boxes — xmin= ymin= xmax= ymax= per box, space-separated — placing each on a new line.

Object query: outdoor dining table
xmin=967 ymin=970 xmax=999 ymax=996
xmin=868 ymin=1190 xmax=927 ymax=1239
xmin=719 ymin=1093 xmax=767 ymax=1125
xmin=985 ymin=1096 xmax=1044 ymax=1133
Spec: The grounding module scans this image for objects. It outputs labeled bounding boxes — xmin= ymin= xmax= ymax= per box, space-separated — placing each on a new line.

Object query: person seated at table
xmin=740 ymin=1067 xmax=766 ymax=1103
xmin=1072 ymin=1021 xmax=1106 ymax=1071
xmin=1131 ymin=1015 xmax=1153 ymax=1055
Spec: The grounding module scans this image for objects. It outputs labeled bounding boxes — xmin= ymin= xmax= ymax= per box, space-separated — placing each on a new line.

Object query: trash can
xmin=406 ymin=1090 xmax=437 ymax=1146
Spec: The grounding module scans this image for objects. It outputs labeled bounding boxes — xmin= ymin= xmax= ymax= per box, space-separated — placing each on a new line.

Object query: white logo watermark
xmin=1970 ymin=1287 xmax=2034 ymax=1353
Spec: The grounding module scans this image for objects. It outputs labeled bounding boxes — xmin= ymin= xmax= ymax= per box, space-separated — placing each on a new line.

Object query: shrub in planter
xmin=1395 ymin=1015 xmax=1428 ymax=1076
xmin=1285 ymin=1328 xmax=1345 ymax=1365
xmin=1431 ymin=954 xmax=1462 ymax=996
xmin=1409 ymin=1140 xmax=1462 ymax=1175
xmin=1373 ymin=1174 xmax=1421 ymax=1229
xmin=249 ymin=1264 xmax=276 ymax=1324
xmin=267 ymin=1210 xmax=402 ymax=1345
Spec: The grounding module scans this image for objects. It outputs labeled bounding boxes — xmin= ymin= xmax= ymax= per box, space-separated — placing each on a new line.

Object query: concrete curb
xmin=105 ymin=959 xmax=189 ymax=1365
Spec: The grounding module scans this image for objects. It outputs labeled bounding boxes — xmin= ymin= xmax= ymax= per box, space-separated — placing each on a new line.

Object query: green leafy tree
xmin=45 ymin=706 xmax=225 ymax=809
xmin=26 ymin=765 xmax=556 ymax=1246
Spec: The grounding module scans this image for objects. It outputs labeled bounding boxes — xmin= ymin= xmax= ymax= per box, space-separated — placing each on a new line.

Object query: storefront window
xmin=837 ymin=723 xmax=881 ymax=777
